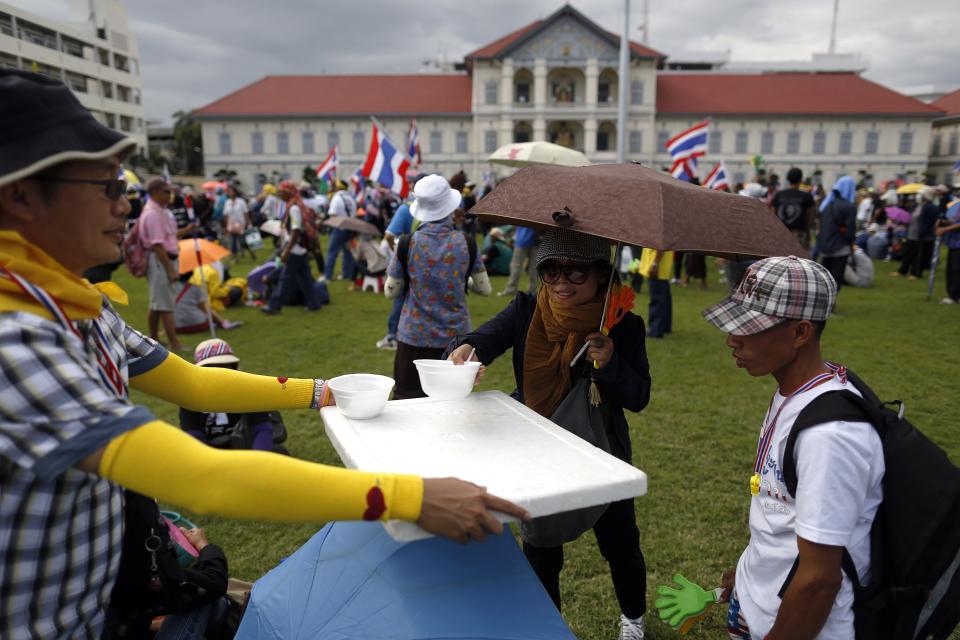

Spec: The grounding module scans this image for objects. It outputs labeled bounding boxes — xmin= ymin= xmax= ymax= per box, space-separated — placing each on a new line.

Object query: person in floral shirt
xmin=384 ymin=175 xmax=490 ymax=398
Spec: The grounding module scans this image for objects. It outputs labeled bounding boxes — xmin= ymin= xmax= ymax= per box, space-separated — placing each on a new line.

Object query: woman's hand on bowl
xmin=447 ymin=344 xmax=485 ymax=385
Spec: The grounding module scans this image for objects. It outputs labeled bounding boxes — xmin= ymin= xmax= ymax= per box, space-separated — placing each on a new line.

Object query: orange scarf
xmin=522 ymin=287 xmax=605 ymax=417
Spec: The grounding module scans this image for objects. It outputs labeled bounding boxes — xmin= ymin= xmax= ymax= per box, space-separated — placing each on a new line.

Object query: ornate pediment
xmin=505 ymin=11 xmax=620 ymax=63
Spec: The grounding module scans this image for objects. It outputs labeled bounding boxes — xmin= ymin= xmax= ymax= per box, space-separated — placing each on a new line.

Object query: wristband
xmin=310 ymin=378 xmax=333 ymax=410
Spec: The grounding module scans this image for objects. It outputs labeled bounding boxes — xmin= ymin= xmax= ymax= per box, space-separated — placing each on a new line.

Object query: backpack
xmin=396 ymin=229 xmax=478 ymax=294
xmin=122 ymin=221 xmax=148 ymax=278
xmin=103 ymin=491 xmax=230 ymax=639
xmin=780 ymin=369 xmax=960 ymax=640
xmin=284 ymin=203 xmax=319 ymax=251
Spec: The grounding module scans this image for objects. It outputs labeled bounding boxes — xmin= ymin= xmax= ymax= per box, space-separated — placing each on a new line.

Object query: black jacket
xmin=448 ymin=293 xmax=651 ymax=458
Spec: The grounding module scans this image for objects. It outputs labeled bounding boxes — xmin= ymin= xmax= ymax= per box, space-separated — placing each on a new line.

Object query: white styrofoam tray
xmin=320 ymin=390 xmax=647 ymax=541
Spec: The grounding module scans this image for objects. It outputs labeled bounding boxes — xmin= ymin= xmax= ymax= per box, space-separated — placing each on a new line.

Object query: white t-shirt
xmin=261 ymin=194 xmax=279 ymax=220
xmin=224 ymin=197 xmax=248 ymax=227
xmin=282 ymin=204 xmax=307 ymax=256
xmin=328 ymin=191 xmax=356 ymax=217
xmin=736 ymin=373 xmax=884 ymax=639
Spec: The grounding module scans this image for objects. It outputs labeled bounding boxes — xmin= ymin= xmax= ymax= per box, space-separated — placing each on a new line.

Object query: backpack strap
xmin=397 ymin=233 xmax=411 ymax=293
xmin=779 ymin=372 xmax=886 ymax=601
xmin=463 ymin=231 xmax=477 ymax=292
xmin=783 ymin=388 xmax=880 ymax=497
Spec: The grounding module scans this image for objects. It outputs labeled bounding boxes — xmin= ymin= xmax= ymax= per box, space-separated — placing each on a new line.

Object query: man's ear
xmin=793 ymin=320 xmax=817 ymax=348
xmin=0 ymin=181 xmax=39 ymax=224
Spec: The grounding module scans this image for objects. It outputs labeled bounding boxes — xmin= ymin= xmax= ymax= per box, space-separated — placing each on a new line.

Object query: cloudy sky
xmin=18 ymin=0 xmax=960 ymax=125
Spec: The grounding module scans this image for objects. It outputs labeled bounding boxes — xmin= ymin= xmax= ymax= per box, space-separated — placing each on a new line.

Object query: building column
xmin=585 ymin=58 xmax=599 ymax=109
xmin=584 ymin=117 xmax=598 ymax=154
xmin=533 ymin=58 xmax=548 ymax=108
xmin=500 ymin=115 xmax=514 ymax=146
xmin=533 ymin=118 xmax=547 ymax=142
xmin=500 ymin=58 xmax=514 ymax=108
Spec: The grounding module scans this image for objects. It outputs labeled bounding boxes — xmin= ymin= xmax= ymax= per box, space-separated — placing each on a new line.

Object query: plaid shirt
xmin=0 ymin=301 xmax=165 ymax=639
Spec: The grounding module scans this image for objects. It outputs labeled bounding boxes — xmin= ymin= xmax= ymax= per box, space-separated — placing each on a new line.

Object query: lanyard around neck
xmin=0 ymin=266 xmax=127 ymax=398
xmin=753 ymin=367 xmax=841 ymax=474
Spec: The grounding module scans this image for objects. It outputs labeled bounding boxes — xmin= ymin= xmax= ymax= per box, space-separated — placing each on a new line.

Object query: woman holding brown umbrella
xmin=447 ymin=228 xmax=652 ymax=639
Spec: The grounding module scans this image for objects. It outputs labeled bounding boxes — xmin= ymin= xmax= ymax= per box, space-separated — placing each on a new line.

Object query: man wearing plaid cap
xmin=703 ymin=256 xmax=884 ymax=640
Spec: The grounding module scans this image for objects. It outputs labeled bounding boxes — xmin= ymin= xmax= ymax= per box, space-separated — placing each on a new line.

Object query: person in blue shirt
xmin=376 ymin=200 xmax=415 ymax=350
xmin=498 ymin=226 xmax=540 ymax=297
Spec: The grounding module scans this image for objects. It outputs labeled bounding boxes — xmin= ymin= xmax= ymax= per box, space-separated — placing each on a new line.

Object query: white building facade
xmin=194 ymin=5 xmax=945 ymax=193
xmin=928 ymin=90 xmax=960 ymax=186
xmin=0 ymin=0 xmax=146 ymax=151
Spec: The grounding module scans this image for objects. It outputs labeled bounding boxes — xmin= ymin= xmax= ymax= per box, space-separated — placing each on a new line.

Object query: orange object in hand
xmin=603 ymin=285 xmax=636 ymax=334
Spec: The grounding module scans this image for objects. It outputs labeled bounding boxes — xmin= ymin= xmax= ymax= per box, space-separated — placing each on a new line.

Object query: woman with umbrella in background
xmin=447 ymin=228 xmax=652 ymax=639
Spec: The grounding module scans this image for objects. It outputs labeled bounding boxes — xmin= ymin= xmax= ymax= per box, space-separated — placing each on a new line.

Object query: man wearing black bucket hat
xmin=0 ymin=71 xmax=528 ymax=640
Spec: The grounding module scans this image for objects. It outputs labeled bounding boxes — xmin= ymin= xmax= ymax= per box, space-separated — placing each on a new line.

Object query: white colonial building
xmin=928 ymin=89 xmax=960 ymax=186
xmin=193 ymin=4 xmax=947 ymax=193
xmin=0 ymin=0 xmax=146 ymax=151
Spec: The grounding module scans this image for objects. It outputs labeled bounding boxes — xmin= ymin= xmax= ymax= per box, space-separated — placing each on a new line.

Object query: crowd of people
xmin=2 ymin=68 xmax=959 ymax=640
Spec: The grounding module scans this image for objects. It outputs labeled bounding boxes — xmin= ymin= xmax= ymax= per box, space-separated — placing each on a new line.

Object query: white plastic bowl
xmin=327 ymin=374 xmax=395 ymax=419
xmin=414 ymin=359 xmax=481 ymax=401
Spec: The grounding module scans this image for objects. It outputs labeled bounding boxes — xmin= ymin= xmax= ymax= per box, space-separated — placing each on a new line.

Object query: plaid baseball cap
xmin=703 ymin=256 xmax=836 ymax=335
xmin=194 ymin=338 xmax=240 ymax=367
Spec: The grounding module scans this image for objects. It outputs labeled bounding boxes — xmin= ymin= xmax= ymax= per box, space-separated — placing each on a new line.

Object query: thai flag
xmin=349 ymin=168 xmax=365 ymax=201
xmin=407 ymin=119 xmax=421 ymax=166
xmin=666 ymin=121 xmax=709 ymax=163
xmin=316 ymin=145 xmax=339 ymax=182
xmin=670 ymin=157 xmax=698 ymax=182
xmin=362 ymin=124 xmax=410 ymax=197
xmin=704 ymin=162 xmax=730 ymax=191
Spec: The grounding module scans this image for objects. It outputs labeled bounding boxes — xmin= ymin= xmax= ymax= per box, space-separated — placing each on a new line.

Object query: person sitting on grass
xmin=180 ymin=339 xmax=283 ymax=452
xmin=0 ymin=69 xmax=530 ymax=640
xmin=173 ymin=272 xmax=242 ymax=333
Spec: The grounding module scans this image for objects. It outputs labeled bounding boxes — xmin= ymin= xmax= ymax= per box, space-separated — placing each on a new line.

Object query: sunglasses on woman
xmin=538 ymin=261 xmax=592 ymax=285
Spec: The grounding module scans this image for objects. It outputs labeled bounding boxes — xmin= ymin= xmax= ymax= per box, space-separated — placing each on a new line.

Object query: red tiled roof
xmin=466 ymin=20 xmax=543 ymax=59
xmin=193 ymin=75 xmax=472 ymax=117
xmin=931 ymin=88 xmax=960 ymax=117
xmin=656 ymin=73 xmax=943 ymax=116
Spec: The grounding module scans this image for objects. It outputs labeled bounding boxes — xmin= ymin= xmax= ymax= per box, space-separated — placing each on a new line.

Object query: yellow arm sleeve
xmin=99 ymin=421 xmax=423 ymax=523
xmin=131 ymin=351 xmax=315 ymax=412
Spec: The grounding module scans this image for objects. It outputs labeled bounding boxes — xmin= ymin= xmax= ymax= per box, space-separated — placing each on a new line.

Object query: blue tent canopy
xmin=236 ymin=521 xmax=575 ymax=640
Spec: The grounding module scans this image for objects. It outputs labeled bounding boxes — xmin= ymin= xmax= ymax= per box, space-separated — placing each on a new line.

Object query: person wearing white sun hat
xmin=385 ymin=174 xmax=491 ymax=399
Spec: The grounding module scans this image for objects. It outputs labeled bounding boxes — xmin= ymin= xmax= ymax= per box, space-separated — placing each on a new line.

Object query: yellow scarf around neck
xmin=0 ymin=231 xmax=104 ymax=322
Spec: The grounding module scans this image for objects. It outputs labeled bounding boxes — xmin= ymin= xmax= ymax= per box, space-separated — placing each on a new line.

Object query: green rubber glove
xmin=654 ymin=574 xmax=721 ymax=633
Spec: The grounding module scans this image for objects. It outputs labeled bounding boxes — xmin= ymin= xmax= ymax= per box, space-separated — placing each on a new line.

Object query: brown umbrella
xmin=469 ymin=163 xmax=807 ymax=260
xmin=322 ymin=216 xmax=381 ymax=237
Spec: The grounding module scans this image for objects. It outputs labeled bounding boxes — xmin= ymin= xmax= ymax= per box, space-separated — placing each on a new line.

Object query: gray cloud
xmin=13 ymin=0 xmax=960 ymax=124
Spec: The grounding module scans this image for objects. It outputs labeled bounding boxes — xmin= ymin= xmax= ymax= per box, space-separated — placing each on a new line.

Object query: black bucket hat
xmin=535 ymin=227 xmax=612 ymax=268
xmin=0 ymin=70 xmax=137 ymax=188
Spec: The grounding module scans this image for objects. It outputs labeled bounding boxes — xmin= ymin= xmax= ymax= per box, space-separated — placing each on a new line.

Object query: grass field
xmin=116 ymin=244 xmax=958 ymax=639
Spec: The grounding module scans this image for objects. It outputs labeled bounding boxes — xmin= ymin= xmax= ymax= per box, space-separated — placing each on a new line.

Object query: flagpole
xmin=617 ymin=0 xmax=629 ymax=164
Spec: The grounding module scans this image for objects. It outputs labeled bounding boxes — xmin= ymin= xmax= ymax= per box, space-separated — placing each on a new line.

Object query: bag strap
xmin=397 ymin=233 xmax=411 ymax=292
xmin=783 ymin=388 xmax=880 ymax=497
xmin=174 ymin=283 xmax=192 ymax=305
xmin=463 ymin=231 xmax=477 ymax=292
